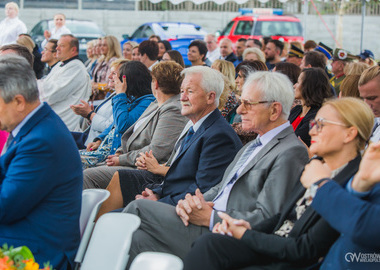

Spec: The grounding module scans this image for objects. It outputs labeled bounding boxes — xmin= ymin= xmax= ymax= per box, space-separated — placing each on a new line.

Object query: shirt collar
xmin=50 ymin=61 xmax=59 ymax=69
xmin=257 ymin=121 xmax=291 ymax=147
xmin=190 ymin=110 xmax=214 ymax=133
xmin=11 ymin=102 xmax=44 ymax=138
xmin=60 ymin=55 xmax=80 ymax=67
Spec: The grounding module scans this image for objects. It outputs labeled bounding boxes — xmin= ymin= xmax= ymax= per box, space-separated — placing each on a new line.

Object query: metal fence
xmin=2 ymin=0 xmax=380 ymax=15
xmin=138 ymin=0 xmax=380 ymax=15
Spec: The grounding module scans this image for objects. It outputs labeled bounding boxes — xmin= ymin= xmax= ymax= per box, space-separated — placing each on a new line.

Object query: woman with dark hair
xmin=157 ymin=40 xmax=172 ymax=60
xmin=89 ymin=61 xmax=188 ymax=207
xmin=162 ymin=50 xmax=185 ymax=68
xmin=289 ymin=67 xmax=333 ymax=146
xmin=274 ymin=62 xmax=301 ymax=85
xmin=80 ymin=61 xmax=155 ymax=168
xmin=235 ymin=60 xmax=268 ymax=96
xmin=274 ymin=62 xmax=302 ymax=108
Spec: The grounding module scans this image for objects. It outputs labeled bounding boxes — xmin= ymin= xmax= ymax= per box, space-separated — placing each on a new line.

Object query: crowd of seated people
xmin=1 ymin=31 xmax=380 ymax=270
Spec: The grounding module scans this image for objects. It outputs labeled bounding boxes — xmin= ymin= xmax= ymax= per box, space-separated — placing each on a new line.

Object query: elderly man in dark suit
xmin=95 ymin=66 xmax=242 ymax=217
xmin=0 ymin=55 xmax=82 ymax=269
xmin=123 ymin=71 xmax=309 ymax=263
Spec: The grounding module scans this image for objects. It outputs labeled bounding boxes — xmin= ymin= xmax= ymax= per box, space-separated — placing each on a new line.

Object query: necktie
xmin=180 ymin=126 xmax=194 ymax=151
xmin=212 ymin=137 xmax=262 ymax=204
xmin=225 ymin=137 xmax=262 ymax=184
xmin=1 ymin=133 xmax=14 ymax=155
xmin=166 ymin=126 xmax=194 ymax=166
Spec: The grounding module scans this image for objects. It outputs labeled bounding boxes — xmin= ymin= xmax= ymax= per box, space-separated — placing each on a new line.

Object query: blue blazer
xmin=312 ymin=180 xmax=380 ymax=270
xmin=97 ymin=94 xmax=155 ymax=154
xmin=154 ymin=109 xmax=243 ymax=205
xmin=0 ymin=103 xmax=83 ymax=270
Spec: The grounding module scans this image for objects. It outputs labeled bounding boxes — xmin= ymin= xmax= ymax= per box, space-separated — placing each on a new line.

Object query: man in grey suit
xmin=124 ymin=71 xmax=310 ymax=262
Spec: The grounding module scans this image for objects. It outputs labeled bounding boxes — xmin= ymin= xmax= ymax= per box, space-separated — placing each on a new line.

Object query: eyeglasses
xmin=309 ymin=118 xmax=348 ymax=132
xmin=238 ymin=98 xmax=274 ymax=110
xmin=43 ymin=47 xmax=56 ymax=53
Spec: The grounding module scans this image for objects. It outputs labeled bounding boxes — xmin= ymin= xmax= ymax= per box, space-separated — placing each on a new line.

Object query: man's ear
xmin=153 ymin=80 xmax=159 ymax=91
xmin=207 ymin=91 xmax=216 ymax=105
xmin=14 ymin=94 xmax=26 ymax=112
xmin=71 ymin=46 xmax=78 ymax=55
xmin=269 ymin=102 xmax=283 ymax=121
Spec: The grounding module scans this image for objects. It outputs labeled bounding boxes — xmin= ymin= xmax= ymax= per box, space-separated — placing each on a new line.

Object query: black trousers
xmin=183 ymin=233 xmax=270 ymax=270
xmin=119 ymin=169 xmax=164 ymax=206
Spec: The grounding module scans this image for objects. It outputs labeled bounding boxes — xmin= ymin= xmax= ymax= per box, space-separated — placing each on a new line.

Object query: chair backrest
xmin=74 ymin=189 xmax=110 ymax=266
xmin=80 ymin=213 xmax=141 ymax=270
xmin=130 ymin=252 xmax=183 ymax=270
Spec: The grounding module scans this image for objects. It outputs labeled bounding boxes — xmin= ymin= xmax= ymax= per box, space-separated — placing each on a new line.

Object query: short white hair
xmin=181 ymin=66 xmax=224 ymax=107
xmin=204 ymin=34 xmax=217 ymax=43
xmin=243 ymin=47 xmax=266 ymax=63
xmin=243 ymin=71 xmax=294 ymax=118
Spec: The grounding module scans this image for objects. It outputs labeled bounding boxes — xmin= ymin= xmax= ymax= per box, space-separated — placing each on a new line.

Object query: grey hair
xmin=220 ymin=38 xmax=233 ymax=46
xmin=243 ymin=71 xmax=294 ymax=118
xmin=204 ymin=34 xmax=217 ymax=42
xmin=0 ymin=55 xmax=39 ymax=103
xmin=181 ymin=66 xmax=224 ymax=107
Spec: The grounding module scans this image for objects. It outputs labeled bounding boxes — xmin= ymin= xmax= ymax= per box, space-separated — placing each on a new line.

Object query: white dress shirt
xmin=206 ymin=48 xmax=220 ymax=64
xmin=0 ymin=17 xmax=27 ymax=46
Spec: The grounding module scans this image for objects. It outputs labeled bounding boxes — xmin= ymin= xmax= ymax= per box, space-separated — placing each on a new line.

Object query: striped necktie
xmin=226 ymin=137 xmax=262 ymax=184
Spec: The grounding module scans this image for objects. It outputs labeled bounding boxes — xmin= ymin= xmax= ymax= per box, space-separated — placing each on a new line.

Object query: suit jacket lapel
xmin=235 ymin=127 xmax=293 ymax=183
xmin=171 ymin=109 xmax=220 ymax=165
xmin=216 ymin=126 xmax=294 ymax=196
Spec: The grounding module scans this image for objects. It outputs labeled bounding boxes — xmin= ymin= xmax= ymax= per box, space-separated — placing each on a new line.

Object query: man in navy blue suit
xmin=0 ymin=55 xmax=83 ymax=270
xmin=118 ymin=66 xmax=242 ymax=206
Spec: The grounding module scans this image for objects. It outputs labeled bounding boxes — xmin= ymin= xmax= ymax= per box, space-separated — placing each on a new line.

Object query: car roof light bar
xmin=239 ymin=8 xmax=283 ymax=16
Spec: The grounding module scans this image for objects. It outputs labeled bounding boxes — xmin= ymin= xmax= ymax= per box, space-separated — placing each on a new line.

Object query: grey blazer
xmin=118 ymin=94 xmax=187 ymax=167
xmin=204 ymin=125 xmax=309 ymax=227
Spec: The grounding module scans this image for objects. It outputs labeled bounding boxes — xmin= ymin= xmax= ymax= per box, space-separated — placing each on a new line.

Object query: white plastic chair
xmin=80 ymin=213 xmax=141 ymax=270
xmin=74 ymin=189 xmax=110 ymax=269
xmin=130 ymin=252 xmax=183 ymax=270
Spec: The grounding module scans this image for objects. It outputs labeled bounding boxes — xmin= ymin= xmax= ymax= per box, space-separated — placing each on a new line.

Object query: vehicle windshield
xmin=48 ymin=21 xmax=103 ymax=35
xmin=253 ymin=21 xmax=303 ymax=36
xmin=162 ymin=24 xmax=204 ymax=36
xmin=220 ymin=21 xmax=234 ymax=36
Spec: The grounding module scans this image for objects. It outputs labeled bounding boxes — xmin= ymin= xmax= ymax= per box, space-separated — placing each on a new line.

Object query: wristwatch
xmin=309 ymin=178 xmax=331 ymax=198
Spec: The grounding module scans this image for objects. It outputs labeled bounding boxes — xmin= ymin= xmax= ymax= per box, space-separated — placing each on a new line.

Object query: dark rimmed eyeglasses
xmin=309 ymin=118 xmax=348 ymax=132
